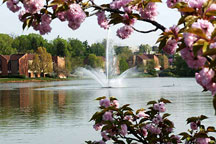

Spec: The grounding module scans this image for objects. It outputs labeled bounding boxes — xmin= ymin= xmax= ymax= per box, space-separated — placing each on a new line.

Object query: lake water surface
xmin=0 ymin=78 xmax=215 ymax=144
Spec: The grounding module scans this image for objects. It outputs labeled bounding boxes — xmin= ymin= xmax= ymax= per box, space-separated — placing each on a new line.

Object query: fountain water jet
xmin=75 ymin=29 xmax=137 ymax=88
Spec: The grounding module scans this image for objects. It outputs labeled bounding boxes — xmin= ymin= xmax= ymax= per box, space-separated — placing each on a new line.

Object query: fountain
xmin=75 ymin=29 xmax=137 ymax=88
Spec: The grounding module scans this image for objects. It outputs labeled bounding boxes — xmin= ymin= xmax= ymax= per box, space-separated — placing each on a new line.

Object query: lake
xmin=0 ymin=78 xmax=215 ymax=144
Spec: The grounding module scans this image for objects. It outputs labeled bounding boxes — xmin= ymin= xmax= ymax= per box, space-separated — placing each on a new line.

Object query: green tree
xmin=172 ymin=54 xmax=197 ymax=77
xmin=51 ymin=37 xmax=70 ymax=57
xmin=87 ymin=54 xmax=104 ymax=68
xmin=115 ymin=46 xmax=133 ymax=60
xmin=0 ymin=33 xmax=17 ymax=54
xmin=139 ymin=44 xmax=151 ymax=54
xmin=89 ymin=42 xmax=105 ymax=56
xmin=146 ymin=60 xmax=157 ymax=76
xmin=158 ymin=54 xmax=169 ymax=70
xmin=31 ymin=47 xmax=53 ymax=76
xmin=12 ymin=33 xmax=48 ymax=53
xmin=119 ymin=58 xmax=129 ymax=73
xmin=68 ymin=38 xmax=86 ymax=57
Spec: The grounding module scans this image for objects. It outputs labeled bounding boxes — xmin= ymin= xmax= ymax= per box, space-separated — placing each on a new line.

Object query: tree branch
xmin=90 ymin=4 xmax=166 ymax=32
xmin=132 ymin=26 xmax=159 ymax=33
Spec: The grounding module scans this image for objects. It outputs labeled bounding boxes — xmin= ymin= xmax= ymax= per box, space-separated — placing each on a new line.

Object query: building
xmin=0 ymin=54 xmax=30 ymax=77
xmin=0 ymin=54 xmax=66 ymax=78
xmin=135 ymin=54 xmax=161 ymax=71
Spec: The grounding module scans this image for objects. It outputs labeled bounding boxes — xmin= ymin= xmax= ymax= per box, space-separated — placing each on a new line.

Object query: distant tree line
xmin=0 ymin=33 xmax=196 ymax=77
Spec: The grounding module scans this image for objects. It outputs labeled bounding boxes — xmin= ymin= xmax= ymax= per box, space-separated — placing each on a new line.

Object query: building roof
xmin=137 ymin=54 xmax=156 ymax=60
xmin=10 ymin=54 xmax=25 ymax=60
xmin=0 ymin=55 xmax=11 ymax=61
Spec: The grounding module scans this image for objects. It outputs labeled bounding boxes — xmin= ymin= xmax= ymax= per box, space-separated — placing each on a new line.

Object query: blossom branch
xmin=91 ymin=4 xmax=166 ymax=32
xmin=132 ymin=26 xmax=159 ymax=33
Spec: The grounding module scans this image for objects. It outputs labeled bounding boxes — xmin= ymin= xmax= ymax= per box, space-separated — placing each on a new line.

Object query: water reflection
xmin=0 ymin=78 xmax=215 ymax=144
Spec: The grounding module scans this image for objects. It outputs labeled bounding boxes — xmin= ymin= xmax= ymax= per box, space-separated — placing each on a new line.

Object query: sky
xmin=0 ymin=1 xmax=180 ymax=47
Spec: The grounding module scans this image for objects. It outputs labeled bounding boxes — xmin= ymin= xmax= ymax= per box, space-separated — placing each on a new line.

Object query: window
xmin=8 ymin=61 xmax=11 ymax=71
xmin=0 ymin=59 xmax=2 ymax=71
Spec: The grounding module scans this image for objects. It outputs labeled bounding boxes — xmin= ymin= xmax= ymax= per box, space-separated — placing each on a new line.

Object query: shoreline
xmin=0 ymin=77 xmax=74 ymax=83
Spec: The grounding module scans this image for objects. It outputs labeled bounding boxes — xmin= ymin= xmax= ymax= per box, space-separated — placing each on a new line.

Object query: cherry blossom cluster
xmin=96 ymin=11 xmax=109 ymax=29
xmin=161 ymin=0 xmax=216 ymax=96
xmin=87 ymin=97 xmax=215 ymax=144
xmin=88 ymin=97 xmax=183 ymax=144
xmin=196 ymin=68 xmax=216 ymax=96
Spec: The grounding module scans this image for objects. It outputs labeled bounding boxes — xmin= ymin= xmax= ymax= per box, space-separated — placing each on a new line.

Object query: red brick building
xmin=0 ymin=54 xmax=65 ymax=78
xmin=135 ymin=54 xmax=161 ymax=71
xmin=0 ymin=54 xmax=30 ymax=77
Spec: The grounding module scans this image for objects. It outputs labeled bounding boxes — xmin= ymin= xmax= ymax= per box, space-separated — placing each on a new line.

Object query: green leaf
xmin=207 ymin=126 xmax=216 ymax=132
xmin=206 ymin=10 xmax=216 ymax=16
xmin=159 ymin=98 xmax=171 ymax=104
xmin=162 ymin=113 xmax=171 ymax=119
xmin=199 ymin=115 xmax=208 ymax=121
xmin=179 ymin=132 xmax=190 ymax=140
xmin=211 ymin=28 xmax=216 ymax=39
xmin=96 ymin=96 xmax=106 ymax=100
xmin=158 ymin=37 xmax=168 ymax=51
xmin=194 ymin=132 xmax=208 ymax=138
xmin=89 ymin=112 xmax=100 ymax=121
xmin=203 ymin=48 xmax=216 ymax=56
xmin=186 ymin=28 xmax=208 ymax=39
xmin=110 ymin=96 xmax=117 ymax=101
xmin=186 ymin=117 xmax=198 ymax=124
xmin=147 ymin=100 xmax=157 ymax=105
xmin=193 ymin=44 xmax=203 ymax=57
xmin=179 ymin=7 xmax=195 ymax=12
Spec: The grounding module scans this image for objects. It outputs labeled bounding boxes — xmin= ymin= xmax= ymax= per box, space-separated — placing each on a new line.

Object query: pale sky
xmin=0 ymin=1 xmax=180 ymax=47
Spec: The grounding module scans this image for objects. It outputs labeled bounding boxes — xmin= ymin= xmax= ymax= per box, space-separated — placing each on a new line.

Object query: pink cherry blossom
xmin=207 ymin=3 xmax=216 ymax=11
xmin=166 ymin=0 xmax=178 ymax=8
xmin=210 ymin=42 xmax=216 ymax=49
xmin=190 ymin=122 xmax=198 ymax=130
xmin=100 ymin=98 xmax=110 ymax=108
xmin=123 ymin=115 xmax=132 ymax=121
xmin=57 ymin=11 xmax=66 ymax=22
xmin=18 ymin=11 xmax=26 ymax=22
xmin=103 ymin=112 xmax=113 ymax=121
xmin=192 ymin=19 xmax=214 ymax=37
xmin=154 ymin=102 xmax=166 ymax=112
xmin=186 ymin=56 xmax=206 ymax=69
xmin=39 ymin=23 xmax=51 ymax=35
xmin=101 ymin=132 xmax=110 ymax=140
xmin=117 ymin=25 xmax=133 ymax=39
xmin=96 ymin=11 xmax=109 ymax=29
xmin=137 ymin=111 xmax=149 ymax=118
xmin=139 ymin=2 xmax=158 ymax=20
xmin=120 ymin=124 xmax=128 ymax=136
xmin=38 ymin=14 xmax=52 ymax=35
xmin=183 ymin=33 xmax=197 ymax=47
xmin=141 ymin=127 xmax=148 ymax=137
xmin=163 ymin=39 xmax=178 ymax=55
xmin=152 ymin=114 xmax=163 ymax=124
xmin=206 ymin=82 xmax=216 ymax=96
xmin=188 ymin=0 xmax=207 ymax=9
xmin=23 ymin=0 xmax=44 ymax=14
xmin=66 ymin=4 xmax=86 ymax=30
xmin=110 ymin=0 xmax=132 ymax=9
xmin=196 ymin=68 xmax=215 ymax=86
xmin=196 ymin=138 xmax=211 ymax=144
xmin=112 ymin=100 xmax=119 ymax=108
xmin=7 ymin=0 xmax=21 ymax=13
xmin=93 ymin=123 xmax=102 ymax=131
xmin=146 ymin=124 xmax=161 ymax=134
xmin=122 ymin=14 xmax=136 ymax=26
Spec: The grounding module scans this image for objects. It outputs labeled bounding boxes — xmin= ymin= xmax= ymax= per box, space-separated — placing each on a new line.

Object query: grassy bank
xmin=0 ymin=77 xmax=74 ymax=83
